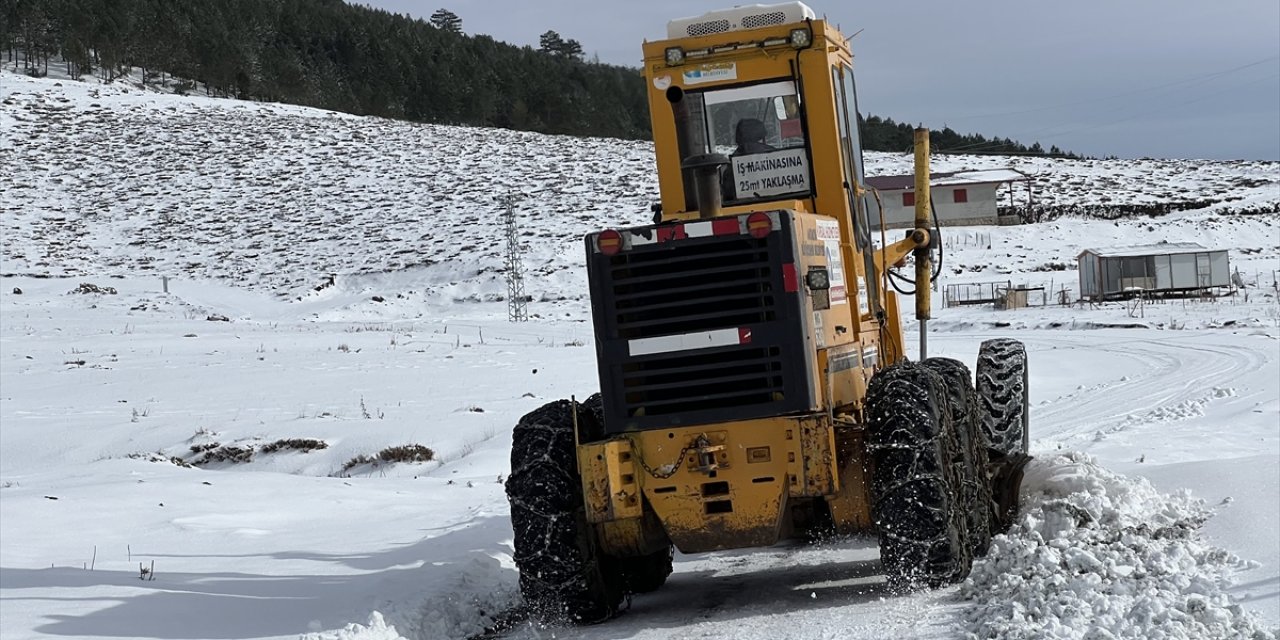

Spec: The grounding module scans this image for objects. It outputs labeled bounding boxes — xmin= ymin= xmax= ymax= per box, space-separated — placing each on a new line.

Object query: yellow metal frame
xmin=643 ymin=21 xmax=853 ymax=221
xmin=642 ymin=19 xmax=910 ymax=354
xmin=578 ymin=11 xmax=940 ymax=556
xmin=581 ymin=414 xmax=867 ymax=554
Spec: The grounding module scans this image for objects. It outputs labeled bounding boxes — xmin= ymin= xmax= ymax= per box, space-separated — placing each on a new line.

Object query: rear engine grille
xmin=588 ymin=216 xmax=813 ymax=430
xmin=623 ymin=346 xmax=785 ymax=416
xmin=609 ymin=238 xmax=775 ymax=339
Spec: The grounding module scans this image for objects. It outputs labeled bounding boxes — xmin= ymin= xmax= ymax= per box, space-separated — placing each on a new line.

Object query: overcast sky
xmin=358 ymin=0 xmax=1279 ymax=160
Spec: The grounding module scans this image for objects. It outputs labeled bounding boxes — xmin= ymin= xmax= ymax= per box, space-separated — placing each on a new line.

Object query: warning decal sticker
xmin=730 ymin=148 xmax=810 ymax=200
xmin=815 ymin=219 xmax=847 ymax=304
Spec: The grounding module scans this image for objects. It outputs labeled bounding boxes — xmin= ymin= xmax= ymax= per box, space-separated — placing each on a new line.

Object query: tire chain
xmin=505 ymin=400 xmax=621 ymax=623
xmin=866 ymin=363 xmax=971 ymax=589
xmin=922 ymin=358 xmax=996 ymax=559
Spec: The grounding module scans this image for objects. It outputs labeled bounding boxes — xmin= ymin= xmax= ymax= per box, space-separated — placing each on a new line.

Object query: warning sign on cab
xmin=731 ymin=148 xmax=810 ymax=199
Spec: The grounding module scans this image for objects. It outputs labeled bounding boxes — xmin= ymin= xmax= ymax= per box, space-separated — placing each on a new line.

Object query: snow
xmin=963 ymin=453 xmax=1270 ymax=639
xmin=2 ymin=69 xmax=1279 ymax=640
xmin=1083 ymin=242 xmax=1215 ymax=258
xmin=934 ymin=169 xmax=1030 ymax=186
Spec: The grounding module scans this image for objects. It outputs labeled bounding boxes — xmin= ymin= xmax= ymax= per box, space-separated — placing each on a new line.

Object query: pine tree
xmin=538 ymin=30 xmax=563 ymax=54
xmin=429 ymin=8 xmax=461 ymax=33
xmin=560 ymin=38 xmax=582 ymax=59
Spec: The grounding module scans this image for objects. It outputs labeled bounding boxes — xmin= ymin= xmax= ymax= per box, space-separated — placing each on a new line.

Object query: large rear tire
xmin=975 ymin=338 xmax=1029 ymax=456
xmin=505 ymin=400 xmax=623 ymax=624
xmin=866 ymin=362 xmax=971 ymax=590
xmin=922 ymin=357 xmax=996 ymax=558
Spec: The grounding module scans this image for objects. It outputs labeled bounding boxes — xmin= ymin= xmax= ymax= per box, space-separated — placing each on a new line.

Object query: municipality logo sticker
xmin=683 ymin=63 xmax=737 ymax=85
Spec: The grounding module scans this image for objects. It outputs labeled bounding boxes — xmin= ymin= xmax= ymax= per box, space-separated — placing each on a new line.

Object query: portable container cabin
xmin=1077 ymin=243 xmax=1230 ymax=300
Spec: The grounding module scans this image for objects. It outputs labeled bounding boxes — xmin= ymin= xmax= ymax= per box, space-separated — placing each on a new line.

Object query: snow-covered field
xmin=2 ymin=70 xmax=1279 ymax=640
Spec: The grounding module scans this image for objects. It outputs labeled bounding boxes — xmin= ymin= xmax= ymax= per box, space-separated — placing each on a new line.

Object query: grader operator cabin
xmin=504 ymin=2 xmax=1033 ymax=623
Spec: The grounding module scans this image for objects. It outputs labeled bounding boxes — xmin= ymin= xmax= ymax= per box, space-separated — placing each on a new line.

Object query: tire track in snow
xmin=1022 ymin=333 xmax=1268 ymax=445
xmin=480 ymin=333 xmax=1276 ymax=640
xmin=498 ymin=541 xmax=950 ymax=640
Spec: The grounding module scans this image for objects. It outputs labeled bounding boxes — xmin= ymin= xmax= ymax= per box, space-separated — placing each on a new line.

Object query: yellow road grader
xmin=505 ymin=1 xmax=1031 ymax=623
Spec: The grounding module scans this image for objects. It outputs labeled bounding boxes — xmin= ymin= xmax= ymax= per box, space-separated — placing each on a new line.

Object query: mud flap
xmin=988 ymin=451 xmax=1031 ymax=532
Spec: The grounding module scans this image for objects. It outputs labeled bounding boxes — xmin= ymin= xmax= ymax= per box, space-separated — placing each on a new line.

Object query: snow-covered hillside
xmin=3 ymin=71 xmax=1277 ymax=303
xmin=2 ymin=70 xmax=1278 ymax=640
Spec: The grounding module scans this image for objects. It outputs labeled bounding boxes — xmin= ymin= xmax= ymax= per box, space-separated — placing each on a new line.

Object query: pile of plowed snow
xmin=301 ymin=613 xmax=407 ymax=640
xmin=961 ymin=452 xmax=1275 ymax=639
xmin=297 ymin=556 xmax=517 ymax=640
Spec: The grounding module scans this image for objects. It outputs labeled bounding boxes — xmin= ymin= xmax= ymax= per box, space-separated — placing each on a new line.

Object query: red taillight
xmin=746 ymin=212 xmax=772 ymax=239
xmin=782 ymin=263 xmax=798 ymax=292
xmin=712 ymin=218 xmax=739 ymax=236
xmin=597 ymin=229 xmax=623 ymax=255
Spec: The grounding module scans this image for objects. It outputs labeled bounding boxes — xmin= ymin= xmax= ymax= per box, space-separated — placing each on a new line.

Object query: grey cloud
xmin=357 ymin=0 xmax=1280 ymax=159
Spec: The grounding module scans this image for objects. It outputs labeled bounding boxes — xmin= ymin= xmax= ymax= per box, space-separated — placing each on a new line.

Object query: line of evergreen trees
xmin=862 ymin=114 xmax=1077 ymax=158
xmin=1 ymin=0 xmax=651 ymax=138
xmin=0 ymin=0 xmax=1073 ymax=155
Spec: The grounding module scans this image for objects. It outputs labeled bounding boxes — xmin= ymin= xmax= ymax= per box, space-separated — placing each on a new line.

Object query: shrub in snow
xmin=259 ymin=438 xmax=329 ymax=454
xmin=960 ymin=452 xmax=1273 ymax=640
xmin=191 ymin=444 xmax=254 ymax=465
xmin=186 ymin=438 xmax=329 ymax=466
xmin=70 ymin=282 xmax=117 ymax=295
xmin=375 ymin=444 xmax=434 ymax=463
xmin=126 ymin=452 xmax=192 ymax=468
xmin=340 ymin=444 xmax=435 ymax=474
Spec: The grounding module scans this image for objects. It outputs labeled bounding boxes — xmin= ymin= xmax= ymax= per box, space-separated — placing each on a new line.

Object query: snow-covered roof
xmin=865 ymin=168 xmax=1029 ymax=191
xmin=1079 ymin=242 xmax=1222 ymax=258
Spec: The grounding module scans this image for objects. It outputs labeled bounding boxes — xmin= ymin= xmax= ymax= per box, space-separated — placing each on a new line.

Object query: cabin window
xmin=673 ymin=79 xmax=812 ymax=207
xmin=832 ymin=64 xmax=872 ymax=251
xmin=903 ymin=192 xmax=915 ymax=207
xmin=953 ymin=188 xmax=968 ymax=203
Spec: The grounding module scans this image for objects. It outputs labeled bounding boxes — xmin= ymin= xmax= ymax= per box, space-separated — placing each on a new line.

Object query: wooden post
xmin=1027 ymin=180 xmax=1034 ymax=222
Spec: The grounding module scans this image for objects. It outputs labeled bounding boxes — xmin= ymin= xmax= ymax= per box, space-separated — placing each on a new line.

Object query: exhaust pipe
xmin=681 ymin=153 xmax=730 ymax=219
